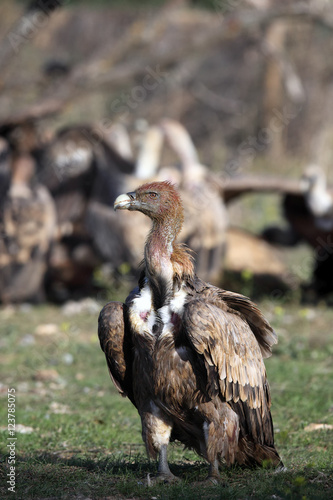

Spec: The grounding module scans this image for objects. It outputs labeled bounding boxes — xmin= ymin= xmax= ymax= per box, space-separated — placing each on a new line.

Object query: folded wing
xmin=183 ymin=296 xmax=280 ymax=465
xmin=98 ymin=301 xmax=135 ymax=405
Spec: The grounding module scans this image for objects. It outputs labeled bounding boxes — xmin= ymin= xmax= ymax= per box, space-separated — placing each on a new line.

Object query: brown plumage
xmin=98 ymin=181 xmax=282 ymax=482
xmin=0 ymin=154 xmax=56 ymax=303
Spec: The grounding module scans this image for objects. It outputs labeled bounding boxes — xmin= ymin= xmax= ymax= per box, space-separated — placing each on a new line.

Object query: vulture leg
xmin=141 ymin=406 xmax=178 ymax=482
xmin=200 ymin=403 xmax=240 ymax=482
xmin=207 ymin=459 xmax=220 ymax=484
xmin=157 ymin=444 xmax=178 ymax=482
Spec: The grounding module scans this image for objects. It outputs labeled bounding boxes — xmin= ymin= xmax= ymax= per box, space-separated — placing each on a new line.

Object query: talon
xmin=158 ymin=473 xmax=180 ymax=484
xmin=146 ymin=473 xmax=180 ymax=485
xmin=206 ymin=476 xmax=219 ymax=485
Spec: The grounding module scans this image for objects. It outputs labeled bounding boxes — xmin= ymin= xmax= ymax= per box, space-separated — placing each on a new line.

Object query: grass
xmin=0 ymin=293 xmax=333 ymax=499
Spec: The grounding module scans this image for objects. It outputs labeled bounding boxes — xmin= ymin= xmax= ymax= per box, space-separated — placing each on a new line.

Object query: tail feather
xmin=236 ymin=437 xmax=283 ymax=468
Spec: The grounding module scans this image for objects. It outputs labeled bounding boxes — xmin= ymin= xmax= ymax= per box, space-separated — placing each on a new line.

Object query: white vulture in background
xmin=251 ymin=164 xmax=333 ymax=298
xmin=286 ymin=165 xmax=333 ymax=297
xmin=300 ymin=165 xmax=333 ymax=231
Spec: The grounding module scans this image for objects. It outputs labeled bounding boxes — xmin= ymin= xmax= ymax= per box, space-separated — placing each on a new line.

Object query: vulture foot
xmin=204 ymin=461 xmax=223 ymax=485
xmin=157 ymin=472 xmax=180 ymax=484
xmin=204 ymin=476 xmax=220 ymax=485
xmin=155 ymin=444 xmax=179 ymax=483
xmin=147 ymin=472 xmax=180 ymax=486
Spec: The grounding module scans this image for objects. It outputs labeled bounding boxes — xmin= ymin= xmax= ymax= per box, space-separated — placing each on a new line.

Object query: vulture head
xmin=114 ymin=181 xmax=184 ymax=237
xmin=301 ymin=164 xmax=327 ymax=193
xmin=301 ymin=165 xmax=332 ymax=218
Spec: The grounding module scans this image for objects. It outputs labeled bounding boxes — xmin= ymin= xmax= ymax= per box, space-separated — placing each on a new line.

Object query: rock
xmin=19 ymin=334 xmax=35 ymax=346
xmin=35 ymin=323 xmax=59 ymax=336
xmin=15 ymin=424 xmax=34 ymax=434
xmin=61 ymin=298 xmax=101 ymax=316
xmin=304 ymin=423 xmax=333 ymax=432
xmin=49 ymin=402 xmax=71 ymax=414
xmin=34 ymin=369 xmax=60 ymax=382
xmin=62 ymin=353 xmax=74 ymax=365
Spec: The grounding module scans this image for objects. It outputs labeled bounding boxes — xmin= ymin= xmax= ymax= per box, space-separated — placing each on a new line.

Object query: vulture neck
xmin=9 ymin=154 xmax=35 ymax=197
xmin=144 ymin=212 xmax=193 ymax=310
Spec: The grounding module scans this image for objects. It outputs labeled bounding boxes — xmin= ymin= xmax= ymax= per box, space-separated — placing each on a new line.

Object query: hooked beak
xmin=114 ymin=191 xmax=136 ymax=211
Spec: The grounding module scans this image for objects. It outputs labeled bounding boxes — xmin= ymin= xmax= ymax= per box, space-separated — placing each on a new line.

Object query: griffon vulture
xmin=284 ymin=165 xmax=333 ymax=297
xmin=98 ymin=181 xmax=282 ymax=482
xmin=259 ymin=166 xmax=333 ymax=297
xmin=0 ymin=154 xmax=56 ymax=303
xmin=300 ymin=165 xmax=333 ymax=231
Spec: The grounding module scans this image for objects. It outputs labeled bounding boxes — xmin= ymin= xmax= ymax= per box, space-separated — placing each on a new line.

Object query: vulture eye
xmin=148 ymin=192 xmax=158 ymax=199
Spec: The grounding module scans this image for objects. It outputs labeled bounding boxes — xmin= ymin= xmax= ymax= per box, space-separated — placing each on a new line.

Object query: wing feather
xmin=190 ymin=278 xmax=277 ymax=358
xmin=98 ymin=301 xmax=135 ymax=405
xmin=183 ymin=297 xmax=281 ymax=460
xmin=183 ymin=299 xmax=268 ymax=410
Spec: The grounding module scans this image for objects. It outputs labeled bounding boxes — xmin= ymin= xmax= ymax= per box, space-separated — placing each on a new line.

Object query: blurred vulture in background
xmin=0 ymin=153 xmax=56 ymax=303
xmin=300 ymin=165 xmax=333 ymax=231
xmin=262 ymin=165 xmax=333 ymax=298
xmin=34 ymin=124 xmax=135 ymax=301
xmin=283 ymin=166 xmax=333 ymax=298
xmin=35 ymin=124 xmax=135 ymax=232
xmin=3 ymin=114 xmax=330 ymax=303
xmin=0 ymin=118 xmax=137 ymax=303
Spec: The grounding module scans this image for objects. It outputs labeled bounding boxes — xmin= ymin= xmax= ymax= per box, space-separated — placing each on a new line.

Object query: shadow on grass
xmin=18 ymin=449 xmax=209 ymax=479
xmin=1 ymin=451 xmax=211 ymax=499
xmin=1 ymin=451 xmax=333 ymax=499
